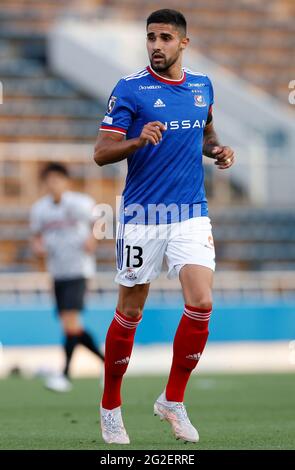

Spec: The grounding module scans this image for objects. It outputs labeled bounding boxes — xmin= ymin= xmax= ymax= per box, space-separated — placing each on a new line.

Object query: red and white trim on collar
xmin=146 ymin=66 xmax=186 ymax=85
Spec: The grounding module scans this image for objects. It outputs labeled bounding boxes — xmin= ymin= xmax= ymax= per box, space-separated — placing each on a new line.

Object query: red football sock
xmin=101 ymin=308 xmax=142 ymax=410
xmin=166 ymin=304 xmax=212 ymax=402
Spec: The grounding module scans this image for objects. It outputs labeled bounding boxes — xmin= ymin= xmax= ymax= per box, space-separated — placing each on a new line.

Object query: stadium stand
xmin=0 ymin=0 xmax=294 ymax=275
xmin=103 ymin=0 xmax=295 ymax=106
xmin=1 ymin=205 xmax=295 ymax=273
xmin=0 ymin=0 xmax=119 ymax=270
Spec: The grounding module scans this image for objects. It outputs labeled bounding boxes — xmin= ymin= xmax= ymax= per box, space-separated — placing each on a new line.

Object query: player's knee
xmin=188 ymin=297 xmax=212 ymax=311
xmin=199 ymin=300 xmax=212 ymax=310
xmin=123 ymin=307 xmax=143 ymax=320
xmin=63 ymin=326 xmax=81 ymax=336
xmin=60 ymin=312 xmax=81 ymax=334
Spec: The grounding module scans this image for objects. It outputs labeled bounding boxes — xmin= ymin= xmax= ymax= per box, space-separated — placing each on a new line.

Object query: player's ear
xmin=180 ymin=37 xmax=189 ymax=50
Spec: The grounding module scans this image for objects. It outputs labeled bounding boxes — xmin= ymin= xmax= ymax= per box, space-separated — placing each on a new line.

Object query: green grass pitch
xmin=1 ymin=373 xmax=295 ymax=450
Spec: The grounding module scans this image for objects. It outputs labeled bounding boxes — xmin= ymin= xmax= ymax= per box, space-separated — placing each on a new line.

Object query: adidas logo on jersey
xmin=115 ymin=356 xmax=130 ymax=365
xmin=186 ymin=353 xmax=201 ymax=361
xmin=153 ymin=98 xmax=166 ymax=108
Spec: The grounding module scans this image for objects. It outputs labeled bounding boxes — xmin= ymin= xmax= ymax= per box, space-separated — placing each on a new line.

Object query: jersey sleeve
xmin=208 ymin=77 xmax=214 ymax=106
xmin=206 ymin=77 xmax=214 ymax=125
xmin=99 ymin=79 xmax=136 ymax=136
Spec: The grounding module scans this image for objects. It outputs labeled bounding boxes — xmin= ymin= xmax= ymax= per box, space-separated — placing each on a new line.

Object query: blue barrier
xmin=0 ymin=297 xmax=295 ymax=346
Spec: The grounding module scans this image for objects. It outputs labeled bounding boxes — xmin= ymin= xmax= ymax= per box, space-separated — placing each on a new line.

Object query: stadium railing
xmin=0 ymin=271 xmax=294 ymax=295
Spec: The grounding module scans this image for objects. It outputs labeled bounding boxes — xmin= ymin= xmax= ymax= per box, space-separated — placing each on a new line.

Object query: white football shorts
xmin=115 ymin=216 xmax=215 ymax=287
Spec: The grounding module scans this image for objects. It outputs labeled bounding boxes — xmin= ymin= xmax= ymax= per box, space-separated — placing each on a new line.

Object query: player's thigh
xmin=117 ymin=283 xmax=150 ymax=318
xmin=115 ymin=223 xmax=166 ymax=287
xmin=179 ymin=264 xmax=213 ymax=308
xmin=165 ymin=217 xmax=215 ymax=307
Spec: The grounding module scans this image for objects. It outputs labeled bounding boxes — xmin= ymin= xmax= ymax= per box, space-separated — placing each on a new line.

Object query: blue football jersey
xmin=100 ymin=66 xmax=214 ymax=224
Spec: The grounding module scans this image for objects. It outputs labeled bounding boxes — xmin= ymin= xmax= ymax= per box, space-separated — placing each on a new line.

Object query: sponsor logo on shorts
xmin=203 ymin=235 xmax=214 ymax=249
xmin=125 ymin=268 xmax=137 ymax=280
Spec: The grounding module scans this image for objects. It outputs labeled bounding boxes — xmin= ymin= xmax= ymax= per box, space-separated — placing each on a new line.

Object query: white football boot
xmin=45 ymin=374 xmax=72 ymax=392
xmin=154 ymin=392 xmax=199 ymax=443
xmin=100 ymin=405 xmax=130 ymax=445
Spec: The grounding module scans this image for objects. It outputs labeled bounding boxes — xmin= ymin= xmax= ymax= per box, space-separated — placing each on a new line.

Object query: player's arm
xmin=31 ymin=234 xmax=47 ymax=258
xmin=78 ymin=196 xmax=98 ymax=254
xmin=203 ymin=121 xmax=235 ymax=170
xmin=30 ymin=205 xmax=47 ymax=257
xmin=84 ymin=234 xmax=97 ymax=254
xmin=93 ymin=121 xmax=166 ymax=167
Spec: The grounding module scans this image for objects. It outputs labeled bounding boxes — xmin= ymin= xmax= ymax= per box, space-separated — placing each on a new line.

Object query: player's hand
xmin=212 ymin=146 xmax=235 ymax=170
xmin=84 ymin=235 xmax=97 ymax=254
xmin=137 ymin=121 xmax=166 ymax=147
xmin=31 ymin=236 xmax=47 ymax=258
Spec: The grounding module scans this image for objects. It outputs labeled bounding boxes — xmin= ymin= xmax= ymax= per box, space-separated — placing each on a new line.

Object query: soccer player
xmin=30 ymin=163 xmax=104 ymax=392
xmin=94 ymin=9 xmax=234 ymax=444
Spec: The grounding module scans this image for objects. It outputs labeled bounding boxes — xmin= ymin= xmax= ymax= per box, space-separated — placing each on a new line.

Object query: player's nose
xmin=152 ymin=41 xmax=163 ymax=52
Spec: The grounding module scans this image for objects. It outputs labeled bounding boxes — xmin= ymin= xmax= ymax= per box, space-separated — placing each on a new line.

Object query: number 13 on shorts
xmin=126 ymin=245 xmax=143 ymax=268
xmin=115 ymin=223 xmax=165 ymax=287
xmin=115 ymin=219 xmax=215 ymax=287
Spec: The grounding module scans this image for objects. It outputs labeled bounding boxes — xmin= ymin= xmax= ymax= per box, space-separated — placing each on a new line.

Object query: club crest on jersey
xmin=107 ymin=95 xmax=117 ymax=114
xmin=194 ymin=94 xmax=207 ymax=107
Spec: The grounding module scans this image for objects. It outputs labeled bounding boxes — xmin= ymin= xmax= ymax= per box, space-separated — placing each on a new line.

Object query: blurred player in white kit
xmin=30 ymin=162 xmax=104 ymax=392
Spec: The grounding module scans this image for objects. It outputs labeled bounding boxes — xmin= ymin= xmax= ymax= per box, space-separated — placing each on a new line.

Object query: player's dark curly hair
xmin=147 ymin=9 xmax=187 ymax=36
xmin=41 ymin=162 xmax=69 ymax=180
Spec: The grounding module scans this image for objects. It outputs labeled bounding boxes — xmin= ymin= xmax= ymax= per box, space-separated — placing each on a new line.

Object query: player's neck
xmin=51 ymin=191 xmax=65 ymax=204
xmin=150 ymin=63 xmax=184 ymax=81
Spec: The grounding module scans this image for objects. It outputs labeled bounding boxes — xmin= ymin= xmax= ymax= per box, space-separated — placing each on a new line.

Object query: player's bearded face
xmin=147 ymin=24 xmax=186 ymax=73
xmin=151 ymin=47 xmax=181 ymax=72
